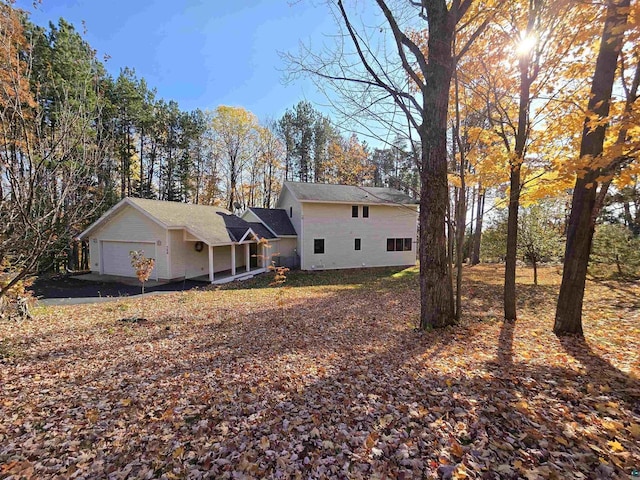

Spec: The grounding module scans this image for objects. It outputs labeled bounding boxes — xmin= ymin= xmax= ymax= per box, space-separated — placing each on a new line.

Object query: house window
xmin=314 ymin=239 xmax=325 ymax=254
xmin=355 ymin=238 xmax=361 ymax=251
xmin=363 ymin=206 xmax=369 ymax=218
xmin=387 ymin=238 xmax=395 ymax=251
xmin=289 ymin=206 xmax=293 ymax=218
xmin=387 ymin=238 xmax=412 ymax=251
xmin=352 ymin=205 xmax=358 ymax=217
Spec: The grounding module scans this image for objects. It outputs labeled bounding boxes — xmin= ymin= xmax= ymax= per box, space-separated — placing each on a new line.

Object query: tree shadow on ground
xmin=558 ymin=335 xmax=640 ymax=404
xmin=5 ymin=265 xmax=639 ymax=479
xmin=220 ymin=266 xmax=412 ymax=290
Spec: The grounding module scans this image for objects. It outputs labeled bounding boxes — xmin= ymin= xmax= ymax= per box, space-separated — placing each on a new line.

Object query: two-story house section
xmin=262 ymin=182 xmax=418 ymax=271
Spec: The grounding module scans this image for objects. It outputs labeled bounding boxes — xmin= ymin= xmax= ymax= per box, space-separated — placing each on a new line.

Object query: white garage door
xmin=101 ymin=241 xmax=156 ymax=277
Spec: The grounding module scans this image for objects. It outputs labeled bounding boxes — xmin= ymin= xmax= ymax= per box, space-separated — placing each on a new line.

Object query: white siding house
xmin=79 ymin=198 xmax=274 ymax=283
xmin=82 ymin=183 xmax=417 ymax=283
xmin=246 ymin=182 xmax=418 ymax=271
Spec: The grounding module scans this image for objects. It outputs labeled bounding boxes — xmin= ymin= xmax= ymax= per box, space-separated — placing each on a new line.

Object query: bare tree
xmin=209 ymin=106 xmax=259 ymax=211
xmin=0 ymin=5 xmax=107 ymax=301
xmin=0 ymin=90 xmax=106 ymax=299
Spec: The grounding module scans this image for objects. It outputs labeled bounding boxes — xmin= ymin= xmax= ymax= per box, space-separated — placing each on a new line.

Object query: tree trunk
xmin=120 ymin=132 xmax=126 ymax=200
xmin=126 ymin=127 xmax=132 ymax=197
xmin=453 ymin=70 xmax=467 ymax=321
xmin=554 ymin=0 xmax=629 ymax=336
xmin=418 ymin=1 xmax=455 ymax=329
xmin=504 ymin=19 xmax=535 ymax=322
xmin=471 ymin=188 xmax=484 ymax=265
xmin=82 ymin=241 xmax=89 ymax=270
xmin=446 ymin=187 xmax=455 ymax=312
xmin=532 ymin=258 xmax=538 ymax=286
xmin=228 ymin=157 xmax=237 ymax=212
xmin=504 ymin=163 xmax=521 ymax=322
xmin=139 ymin=127 xmax=145 ymax=198
xmin=468 ymin=186 xmax=476 ymax=258
xmin=623 ymin=202 xmax=632 ymax=229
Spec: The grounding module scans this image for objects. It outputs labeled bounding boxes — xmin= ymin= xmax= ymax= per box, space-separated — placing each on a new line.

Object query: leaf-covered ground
xmin=1 ymin=265 xmax=638 ymax=479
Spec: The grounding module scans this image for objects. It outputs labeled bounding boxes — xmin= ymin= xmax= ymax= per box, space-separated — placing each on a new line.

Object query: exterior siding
xmin=181 ymin=242 xmax=209 ymax=279
xmin=276 ymin=187 xmax=303 ymax=255
xmin=214 ymin=246 xmax=232 ymax=272
xmin=300 ymin=203 xmax=417 ymax=270
xmin=88 ymin=206 xmax=169 ymax=279
xmin=267 ymin=237 xmax=298 ymax=268
xmin=169 ymin=230 xmax=210 ymax=280
xmin=88 ymin=238 xmax=99 ymax=272
xmin=240 ymin=210 xmax=262 ymax=223
xmin=272 ymin=238 xmax=297 ymax=259
xmin=235 ymin=244 xmax=248 ymax=270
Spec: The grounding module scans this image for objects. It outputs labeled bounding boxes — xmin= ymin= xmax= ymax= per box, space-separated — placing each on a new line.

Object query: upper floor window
xmin=289 ymin=206 xmax=293 ymax=218
xmin=314 ymin=239 xmax=325 ymax=254
xmin=363 ymin=206 xmax=369 ymax=218
xmin=352 ymin=205 xmax=358 ymax=217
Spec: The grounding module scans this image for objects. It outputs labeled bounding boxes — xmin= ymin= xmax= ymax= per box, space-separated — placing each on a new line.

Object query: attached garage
xmin=101 ymin=241 xmax=158 ymax=278
xmin=78 ymin=197 xmax=273 ymax=283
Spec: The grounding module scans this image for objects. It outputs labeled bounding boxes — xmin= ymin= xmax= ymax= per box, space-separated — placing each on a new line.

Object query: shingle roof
xmin=248 ymin=222 xmax=277 ymax=240
xmin=248 ymin=207 xmax=297 ymax=236
xmin=127 ymin=198 xmax=239 ymax=245
xmin=283 ymin=181 xmax=418 ymax=205
xmin=81 ymin=198 xmax=270 ymax=245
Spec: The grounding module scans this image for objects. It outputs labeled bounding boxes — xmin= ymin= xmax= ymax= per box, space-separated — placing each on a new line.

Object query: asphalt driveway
xmin=30 ymin=274 xmax=207 ymax=306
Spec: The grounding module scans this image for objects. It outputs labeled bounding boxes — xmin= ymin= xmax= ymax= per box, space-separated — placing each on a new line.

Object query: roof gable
xmin=247 ymin=222 xmax=277 ymax=240
xmin=247 ymin=207 xmax=297 ymax=236
xmin=282 ymin=181 xmax=418 ymax=205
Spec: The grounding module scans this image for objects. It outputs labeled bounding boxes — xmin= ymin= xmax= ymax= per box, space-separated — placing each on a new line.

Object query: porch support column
xmin=245 ymin=243 xmax=250 ymax=272
xmin=231 ymin=244 xmax=236 ymax=276
xmin=208 ymin=245 xmax=214 ymax=283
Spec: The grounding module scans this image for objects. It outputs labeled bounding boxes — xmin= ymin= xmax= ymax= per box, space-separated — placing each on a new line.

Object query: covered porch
xmin=180 ymin=220 xmax=275 ymax=284
xmin=198 ymin=239 xmax=269 ymax=284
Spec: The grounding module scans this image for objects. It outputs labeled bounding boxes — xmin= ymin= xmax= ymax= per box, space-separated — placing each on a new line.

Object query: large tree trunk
xmin=554 ymin=0 xmax=629 ymax=335
xmin=418 ymin=1 xmax=455 ymax=329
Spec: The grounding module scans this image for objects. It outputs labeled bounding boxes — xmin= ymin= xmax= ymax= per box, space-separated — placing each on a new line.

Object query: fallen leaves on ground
xmin=1 ymin=265 xmax=638 ymax=479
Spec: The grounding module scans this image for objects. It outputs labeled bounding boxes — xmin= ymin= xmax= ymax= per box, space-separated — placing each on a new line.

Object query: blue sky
xmin=15 ymin=0 xmax=338 ymax=121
